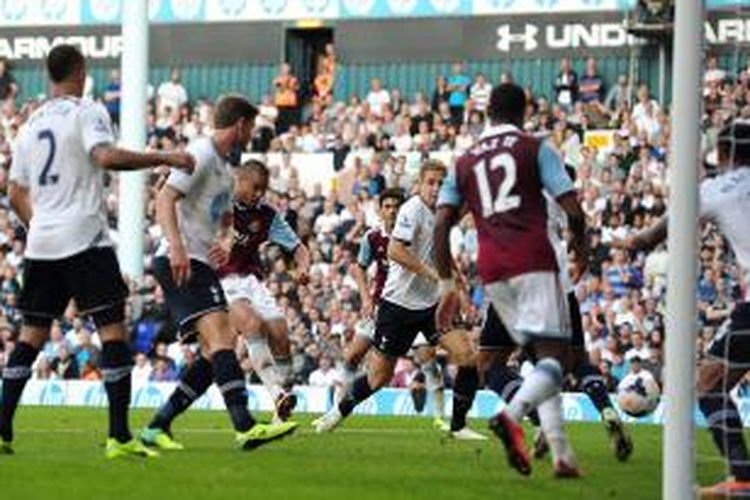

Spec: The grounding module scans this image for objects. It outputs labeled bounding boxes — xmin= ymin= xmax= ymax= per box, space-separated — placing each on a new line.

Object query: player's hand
xmin=611 ymin=235 xmax=636 ymax=250
xmin=207 ymin=243 xmax=230 ymax=268
xmin=295 ymin=267 xmax=310 ymax=286
xmin=436 ymin=290 xmax=461 ymax=333
xmin=569 ymin=252 xmax=589 ymax=284
xmin=166 ymin=151 xmax=196 ymax=174
xmin=170 ymin=243 xmax=191 ymax=287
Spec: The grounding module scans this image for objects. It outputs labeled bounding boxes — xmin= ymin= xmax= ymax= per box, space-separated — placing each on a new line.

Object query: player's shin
xmin=537 ymin=394 xmax=577 ymax=469
xmin=575 ymin=361 xmax=613 ymax=414
xmin=699 ymin=390 xmax=750 ymax=481
xmin=0 ymin=341 xmax=38 ymax=443
xmin=246 ymin=335 xmax=284 ymax=401
xmin=450 ymin=365 xmax=479 ymax=432
xmin=212 ymin=349 xmax=255 ymax=432
xmin=101 ymin=340 xmax=134 ymax=443
xmin=148 ymin=355 xmax=213 ymax=434
xmin=505 ymin=358 xmax=563 ymax=423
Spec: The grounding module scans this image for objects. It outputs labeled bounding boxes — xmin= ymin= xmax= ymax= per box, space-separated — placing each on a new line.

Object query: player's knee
xmin=696 ymin=360 xmax=727 ymax=395
xmin=536 ymin=357 xmax=564 ymax=388
xmin=90 ymin=303 xmax=125 ymax=330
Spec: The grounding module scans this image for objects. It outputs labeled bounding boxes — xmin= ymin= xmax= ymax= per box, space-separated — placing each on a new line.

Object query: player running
xmin=146 ymin=95 xmax=297 ymax=451
xmin=314 ymin=160 xmax=480 ymax=435
xmin=479 ymin=192 xmax=632 ymax=462
xmin=434 ymin=83 xmax=588 ymax=477
xmin=614 ymin=122 xmax=750 ymax=498
xmin=1 ymin=44 xmax=194 ymax=458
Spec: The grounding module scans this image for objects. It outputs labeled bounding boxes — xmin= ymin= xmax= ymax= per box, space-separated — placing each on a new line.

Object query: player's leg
xmin=439 ymin=329 xmax=484 ymax=439
xmin=341 ymin=320 xmax=375 ymax=389
xmin=141 ymin=336 xmax=213 ymax=449
xmin=69 ymin=248 xmax=157 ymax=458
xmin=315 ymin=300 xmax=416 ymax=433
xmin=697 ymin=305 xmax=750 ymax=497
xmin=0 ymin=325 xmax=50 ymax=454
xmin=413 ymin=343 xmax=448 ymax=431
xmin=0 ymin=258 xmax=66 ymax=452
xmin=486 ymin=273 xmax=576 ymax=477
xmin=224 ymin=274 xmax=296 ymax=420
xmin=567 ymin=291 xmax=632 ymax=461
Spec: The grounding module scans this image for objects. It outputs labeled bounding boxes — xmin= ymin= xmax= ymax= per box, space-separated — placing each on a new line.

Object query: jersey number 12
xmin=474 ymin=153 xmax=521 ymax=217
xmin=38 ymin=129 xmax=58 ymax=186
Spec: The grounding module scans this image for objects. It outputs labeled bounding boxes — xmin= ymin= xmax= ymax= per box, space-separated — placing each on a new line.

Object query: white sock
xmin=507 ymin=358 xmax=563 ymax=422
xmin=423 ymin=360 xmax=445 ymax=419
xmin=246 ymin=337 xmax=283 ymax=401
xmin=433 ymin=387 xmax=445 ymax=419
xmin=274 ymin=355 xmax=293 ymax=386
xmin=537 ymin=394 xmax=576 ymax=465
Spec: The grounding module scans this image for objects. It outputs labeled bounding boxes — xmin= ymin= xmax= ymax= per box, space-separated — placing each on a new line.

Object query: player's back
xmin=700 ymin=166 xmax=750 ymax=298
xmin=11 ymin=97 xmax=113 ymax=260
xmin=453 ymin=124 xmax=557 ymax=283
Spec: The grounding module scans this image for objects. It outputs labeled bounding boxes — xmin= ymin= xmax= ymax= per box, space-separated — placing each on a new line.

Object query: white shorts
xmin=220 ymin=274 xmax=284 ymax=321
xmin=484 ymin=271 xmax=570 ymax=346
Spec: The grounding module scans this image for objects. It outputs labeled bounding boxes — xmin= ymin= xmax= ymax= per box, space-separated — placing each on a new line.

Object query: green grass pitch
xmin=0 ymin=407 xmax=728 ymax=499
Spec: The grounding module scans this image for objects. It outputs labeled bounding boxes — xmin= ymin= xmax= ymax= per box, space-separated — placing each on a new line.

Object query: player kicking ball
xmin=140 ymin=159 xmax=309 ymax=449
xmin=314 ymin=160 xmax=481 ymax=437
xmin=434 ymin=83 xmax=588 ymax=477
xmin=614 ymin=122 xmax=750 ymax=498
xmin=145 ymin=95 xmax=297 ymax=452
xmin=1 ymin=44 xmax=194 ymax=459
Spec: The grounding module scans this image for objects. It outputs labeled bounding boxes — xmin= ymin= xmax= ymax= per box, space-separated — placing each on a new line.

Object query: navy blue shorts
xmin=708 ymin=302 xmax=750 ymax=365
xmin=153 ymin=256 xmax=227 ymax=342
xmin=19 ymin=246 xmax=128 ymax=328
xmin=373 ymin=300 xmax=438 ymax=358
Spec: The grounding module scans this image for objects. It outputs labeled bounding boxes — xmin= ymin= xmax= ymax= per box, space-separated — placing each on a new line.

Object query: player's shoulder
xmin=186 ymin=136 xmax=219 ymax=165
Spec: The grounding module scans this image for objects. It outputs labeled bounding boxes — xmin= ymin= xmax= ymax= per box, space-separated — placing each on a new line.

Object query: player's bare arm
xmin=388 ymin=238 xmax=439 ymax=282
xmin=612 ymin=215 xmax=668 ymax=251
xmin=350 ymin=261 xmax=373 ymax=317
xmin=8 ymin=181 xmax=31 ymax=227
xmin=155 ymin=184 xmax=190 ymax=286
xmin=90 ymin=144 xmax=195 ymax=173
xmin=556 ymin=191 xmax=589 ymax=282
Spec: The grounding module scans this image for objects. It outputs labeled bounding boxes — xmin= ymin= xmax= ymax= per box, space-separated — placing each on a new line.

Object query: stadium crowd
xmin=0 ymin=53 xmax=744 ymax=396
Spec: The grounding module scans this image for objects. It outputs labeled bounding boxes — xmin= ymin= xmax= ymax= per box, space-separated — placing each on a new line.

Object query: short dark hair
xmin=379 ymin=188 xmax=404 ymax=207
xmin=47 ymin=44 xmax=84 ymax=83
xmin=718 ymin=121 xmax=750 ymax=164
xmin=487 ymin=83 xmax=527 ymax=125
xmin=214 ymin=94 xmax=258 ymax=129
xmin=239 ymin=158 xmax=269 ymax=178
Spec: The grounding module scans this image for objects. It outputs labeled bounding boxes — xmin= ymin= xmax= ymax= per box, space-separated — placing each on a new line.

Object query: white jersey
xmin=544 ymin=192 xmax=573 ymax=294
xmin=156 ymin=136 xmax=233 ymax=266
xmin=381 ymin=195 xmax=439 ymax=310
xmin=9 ymin=97 xmax=114 ymax=260
xmin=700 ymin=167 xmax=750 ymax=300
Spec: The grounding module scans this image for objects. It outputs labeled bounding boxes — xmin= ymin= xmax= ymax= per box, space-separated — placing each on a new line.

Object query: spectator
xmin=605 ymin=74 xmax=631 ymax=112
xmin=469 ymin=73 xmax=492 ymax=114
xmin=308 ymin=356 xmax=339 ymax=388
xmin=132 ymin=353 xmax=153 ymax=385
xmin=579 ymin=56 xmax=605 ymax=104
xmin=431 ymin=75 xmax=449 ymax=112
xmin=447 ymin=62 xmax=470 ymax=125
xmin=274 ymin=63 xmax=299 ymax=134
xmin=554 ymin=56 xmax=579 ymax=109
xmin=366 ymin=78 xmax=390 ymax=118
xmin=0 ymin=59 xmax=17 ymax=112
xmin=157 ymin=67 xmax=189 ymax=116
xmin=103 ymin=69 xmax=121 ymax=126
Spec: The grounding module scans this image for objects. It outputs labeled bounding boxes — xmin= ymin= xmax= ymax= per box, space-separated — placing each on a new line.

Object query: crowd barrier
xmin=3 ymin=379 xmax=727 ymax=427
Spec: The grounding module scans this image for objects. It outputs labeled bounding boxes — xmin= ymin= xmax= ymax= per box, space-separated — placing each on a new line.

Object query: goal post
xmin=663 ymin=1 xmax=703 ymax=498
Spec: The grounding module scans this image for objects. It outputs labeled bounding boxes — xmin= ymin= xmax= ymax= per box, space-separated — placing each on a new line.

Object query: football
xmin=617 ymin=373 xmax=662 ymax=418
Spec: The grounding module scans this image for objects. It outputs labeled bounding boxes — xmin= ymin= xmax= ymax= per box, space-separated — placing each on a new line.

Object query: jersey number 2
xmin=474 ymin=153 xmax=521 ymax=217
xmin=37 ymin=129 xmax=58 ymax=186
